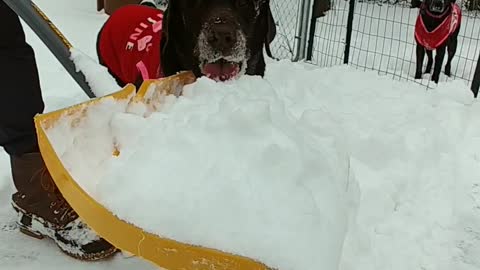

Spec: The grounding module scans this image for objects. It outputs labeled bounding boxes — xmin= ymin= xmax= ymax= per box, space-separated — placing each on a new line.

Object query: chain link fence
xmin=307 ymin=0 xmax=350 ymax=67
xmin=269 ymin=0 xmax=305 ymax=60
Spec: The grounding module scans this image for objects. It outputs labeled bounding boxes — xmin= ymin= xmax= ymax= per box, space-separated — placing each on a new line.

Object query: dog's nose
xmin=208 ymin=24 xmax=237 ymax=53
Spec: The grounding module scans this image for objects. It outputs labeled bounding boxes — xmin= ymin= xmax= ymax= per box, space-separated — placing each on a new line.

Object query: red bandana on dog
xmin=97 ymin=5 xmax=164 ymax=85
xmin=414 ymin=3 xmax=461 ymax=51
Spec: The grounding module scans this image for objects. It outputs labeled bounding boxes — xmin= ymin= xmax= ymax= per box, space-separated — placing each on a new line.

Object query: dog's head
xmin=422 ymin=0 xmax=455 ymax=13
xmin=160 ymin=0 xmax=276 ymax=82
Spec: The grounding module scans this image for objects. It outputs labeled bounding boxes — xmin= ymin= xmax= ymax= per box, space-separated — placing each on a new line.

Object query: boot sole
xmin=19 ymin=226 xmax=45 ymax=240
xmin=12 ymin=202 xmax=118 ymax=261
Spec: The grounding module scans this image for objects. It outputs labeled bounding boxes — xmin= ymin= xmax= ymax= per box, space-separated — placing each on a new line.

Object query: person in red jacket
xmin=0 ymin=1 xmax=117 ymax=260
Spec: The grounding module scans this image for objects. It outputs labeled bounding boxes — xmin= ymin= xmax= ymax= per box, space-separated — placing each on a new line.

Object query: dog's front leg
xmin=431 ymin=45 xmax=446 ymax=84
xmin=445 ymin=38 xmax=458 ymax=77
xmin=425 ymin=50 xmax=433 ymax=74
xmin=415 ymin=44 xmax=425 ymax=79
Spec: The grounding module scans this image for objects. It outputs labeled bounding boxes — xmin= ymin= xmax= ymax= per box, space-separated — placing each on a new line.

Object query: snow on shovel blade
xmin=33 ymin=71 xmax=272 ymax=270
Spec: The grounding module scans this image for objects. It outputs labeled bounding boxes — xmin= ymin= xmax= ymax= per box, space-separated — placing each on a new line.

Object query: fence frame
xmin=292 ymin=0 xmax=313 ymax=61
xmin=472 ymin=51 xmax=480 ymax=97
xmin=343 ymin=0 xmax=356 ymax=64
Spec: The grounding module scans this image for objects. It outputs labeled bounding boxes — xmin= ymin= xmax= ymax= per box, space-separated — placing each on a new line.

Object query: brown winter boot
xmin=9 ymin=152 xmax=118 ymax=261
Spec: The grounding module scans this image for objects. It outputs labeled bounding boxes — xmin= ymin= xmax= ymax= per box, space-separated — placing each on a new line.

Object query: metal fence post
xmin=344 ymin=0 xmax=356 ymax=64
xmin=293 ymin=0 xmax=312 ymax=61
xmin=306 ymin=0 xmax=330 ymax=61
xmin=471 ymin=52 xmax=480 ymax=98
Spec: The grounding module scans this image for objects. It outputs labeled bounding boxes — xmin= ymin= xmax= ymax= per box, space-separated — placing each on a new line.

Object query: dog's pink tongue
xmin=203 ymin=62 xmax=239 ymax=82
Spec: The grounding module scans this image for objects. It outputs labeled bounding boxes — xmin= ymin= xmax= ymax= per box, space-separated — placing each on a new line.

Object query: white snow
xmin=0 ymin=0 xmax=479 ymax=270
xmin=43 ymin=56 xmax=480 ymax=270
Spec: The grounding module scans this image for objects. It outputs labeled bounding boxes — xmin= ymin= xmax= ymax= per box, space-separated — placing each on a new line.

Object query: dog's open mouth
xmin=201 ymin=59 xmax=242 ymax=82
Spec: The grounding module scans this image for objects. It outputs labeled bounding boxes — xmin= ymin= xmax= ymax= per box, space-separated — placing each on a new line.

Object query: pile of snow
xmin=263 ymin=61 xmax=480 ymax=270
xmin=44 ymin=61 xmax=360 ymax=270
xmin=42 ymin=59 xmax=480 ymax=270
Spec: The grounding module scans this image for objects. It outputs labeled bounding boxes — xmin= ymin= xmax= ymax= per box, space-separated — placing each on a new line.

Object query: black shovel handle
xmin=2 ymin=0 xmax=97 ymax=98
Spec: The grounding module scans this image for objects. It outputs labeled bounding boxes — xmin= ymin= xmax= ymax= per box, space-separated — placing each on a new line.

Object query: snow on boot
xmin=10 ymin=152 xmax=118 ymax=261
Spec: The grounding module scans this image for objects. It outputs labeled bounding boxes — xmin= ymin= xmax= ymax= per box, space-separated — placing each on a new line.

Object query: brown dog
xmin=97 ymin=1 xmax=277 ymax=88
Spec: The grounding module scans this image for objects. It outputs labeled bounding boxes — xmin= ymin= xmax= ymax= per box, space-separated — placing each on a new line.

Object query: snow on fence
xmin=271 ymin=0 xmax=480 ymax=97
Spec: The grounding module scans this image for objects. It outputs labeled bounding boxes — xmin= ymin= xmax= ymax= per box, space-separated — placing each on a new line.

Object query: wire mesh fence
xmin=308 ymin=0 xmax=350 ymax=67
xmin=269 ymin=0 xmax=304 ymax=60
xmin=306 ymin=0 xmax=480 ymax=90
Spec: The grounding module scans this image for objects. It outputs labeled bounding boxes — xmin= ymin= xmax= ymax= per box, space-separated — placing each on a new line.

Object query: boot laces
xmin=37 ymin=167 xmax=79 ymax=223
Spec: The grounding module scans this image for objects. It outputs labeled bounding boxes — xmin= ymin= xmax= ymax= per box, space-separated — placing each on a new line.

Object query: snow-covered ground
xmin=0 ymin=0 xmax=480 ymax=270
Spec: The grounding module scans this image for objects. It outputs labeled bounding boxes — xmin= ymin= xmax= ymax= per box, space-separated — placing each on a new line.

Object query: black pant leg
xmin=0 ymin=1 xmax=45 ymax=156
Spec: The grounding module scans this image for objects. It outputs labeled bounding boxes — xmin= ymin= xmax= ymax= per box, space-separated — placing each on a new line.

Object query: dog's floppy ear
xmin=160 ymin=0 xmax=185 ymax=76
xmin=264 ymin=1 xmax=277 ymax=59
xmin=160 ymin=2 xmax=173 ymax=58
xmin=161 ymin=0 xmax=186 ymax=58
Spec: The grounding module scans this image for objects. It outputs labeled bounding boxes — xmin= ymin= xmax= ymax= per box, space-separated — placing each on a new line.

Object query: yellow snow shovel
xmin=33 ymin=71 xmax=272 ymax=270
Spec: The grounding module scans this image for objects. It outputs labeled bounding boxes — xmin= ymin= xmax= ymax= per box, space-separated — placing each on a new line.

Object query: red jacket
xmin=97 ymin=5 xmax=164 ymax=85
xmin=414 ymin=4 xmax=461 ymax=51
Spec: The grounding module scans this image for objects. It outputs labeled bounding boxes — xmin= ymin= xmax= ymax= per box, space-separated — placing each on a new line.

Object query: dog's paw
xmin=445 ymin=66 xmax=452 ymax=77
xmin=414 ymin=73 xmax=422 ymax=80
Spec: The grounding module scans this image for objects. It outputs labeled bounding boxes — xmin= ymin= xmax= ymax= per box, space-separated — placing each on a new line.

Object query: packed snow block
xmin=34 ymin=70 xmax=359 ymax=270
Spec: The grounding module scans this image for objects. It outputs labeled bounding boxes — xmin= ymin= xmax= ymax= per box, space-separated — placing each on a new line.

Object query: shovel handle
xmin=2 ymin=0 xmax=97 ymax=98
